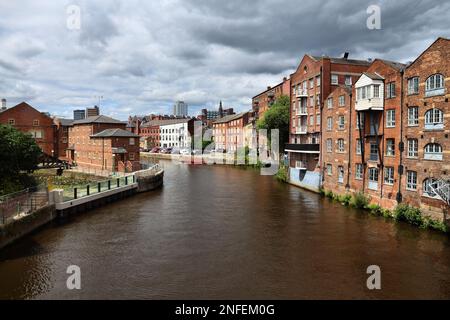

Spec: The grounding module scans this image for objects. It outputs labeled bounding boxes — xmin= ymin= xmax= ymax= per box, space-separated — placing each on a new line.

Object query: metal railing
xmin=0 ymin=184 xmax=49 ymax=225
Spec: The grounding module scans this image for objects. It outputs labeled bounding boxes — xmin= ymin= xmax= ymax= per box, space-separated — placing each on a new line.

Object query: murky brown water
xmin=0 ymin=161 xmax=449 ymax=299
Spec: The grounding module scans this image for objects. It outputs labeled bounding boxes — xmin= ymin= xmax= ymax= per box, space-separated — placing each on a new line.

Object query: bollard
xmin=87 ymin=185 xmax=90 ymax=196
xmin=125 ymin=176 xmax=128 ymax=185
xmin=133 ymin=175 xmax=135 ymax=183
xmin=108 ymin=180 xmax=111 ymax=190
xmin=98 ymin=182 xmax=101 ymax=193
xmin=74 ymin=188 xmax=78 ymax=199
xmin=117 ymin=178 xmax=120 ymax=187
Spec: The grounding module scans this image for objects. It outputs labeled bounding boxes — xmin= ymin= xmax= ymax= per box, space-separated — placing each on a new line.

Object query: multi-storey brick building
xmin=54 ymin=118 xmax=74 ymax=160
xmin=213 ymin=112 xmax=250 ymax=151
xmin=0 ymin=102 xmax=57 ymax=157
xmin=252 ymin=77 xmax=290 ymax=121
xmin=401 ymin=37 xmax=450 ymax=219
xmin=285 ymin=54 xmax=370 ymax=191
xmin=67 ymin=115 xmax=140 ymax=172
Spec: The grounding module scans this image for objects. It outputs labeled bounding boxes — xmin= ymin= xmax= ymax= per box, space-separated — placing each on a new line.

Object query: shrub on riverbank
xmin=275 ymin=165 xmax=288 ymax=182
xmin=322 ymin=189 xmax=447 ymax=233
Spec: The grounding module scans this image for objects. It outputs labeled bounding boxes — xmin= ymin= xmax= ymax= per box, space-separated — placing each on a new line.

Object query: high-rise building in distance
xmin=73 ymin=109 xmax=86 ymax=120
xmin=173 ymin=101 xmax=188 ymax=117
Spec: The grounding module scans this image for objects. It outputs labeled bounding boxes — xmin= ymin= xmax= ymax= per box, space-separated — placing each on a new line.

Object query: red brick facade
xmin=213 ymin=112 xmax=250 ymax=151
xmin=0 ymin=102 xmax=57 ymax=157
xmin=252 ymin=77 xmax=290 ymax=120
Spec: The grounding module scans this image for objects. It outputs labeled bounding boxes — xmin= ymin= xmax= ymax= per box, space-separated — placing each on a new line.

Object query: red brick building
xmin=285 ymin=54 xmax=370 ymax=190
xmin=54 ymin=118 xmax=74 ymax=161
xmin=401 ymin=37 xmax=450 ymax=218
xmin=252 ymin=77 xmax=290 ymax=121
xmin=68 ymin=115 xmax=140 ymax=172
xmin=213 ymin=112 xmax=250 ymax=151
xmin=0 ymin=102 xmax=57 ymax=157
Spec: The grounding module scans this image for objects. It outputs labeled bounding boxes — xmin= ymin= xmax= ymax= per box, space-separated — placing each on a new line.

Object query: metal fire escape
xmin=428 ymin=178 xmax=450 ymax=206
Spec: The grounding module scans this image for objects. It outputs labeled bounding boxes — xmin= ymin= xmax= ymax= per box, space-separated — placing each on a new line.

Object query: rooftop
xmin=90 ymin=128 xmax=139 ymax=138
xmin=73 ymin=115 xmax=125 ymax=125
xmin=213 ymin=112 xmax=248 ymax=124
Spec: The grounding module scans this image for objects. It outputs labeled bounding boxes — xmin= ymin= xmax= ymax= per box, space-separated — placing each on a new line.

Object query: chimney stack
xmin=1 ymin=98 xmax=6 ymax=110
xmin=343 ymin=52 xmax=349 ymax=59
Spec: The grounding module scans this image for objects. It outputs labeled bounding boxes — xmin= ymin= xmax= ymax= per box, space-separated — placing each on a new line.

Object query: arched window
xmin=424 ymin=108 xmax=444 ymax=130
xmin=423 ymin=178 xmax=443 ymax=198
xmin=424 ymin=143 xmax=443 ymax=161
xmin=425 ymin=74 xmax=445 ymax=97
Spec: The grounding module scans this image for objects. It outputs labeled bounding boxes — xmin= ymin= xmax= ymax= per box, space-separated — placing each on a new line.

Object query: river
xmin=0 ymin=161 xmax=449 ymax=299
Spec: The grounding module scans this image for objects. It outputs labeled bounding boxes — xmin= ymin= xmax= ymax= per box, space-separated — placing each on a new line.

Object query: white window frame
xmin=338 ymin=116 xmax=345 ymax=130
xmin=408 ymin=107 xmax=419 ymax=126
xmin=337 ymin=139 xmax=345 ymax=153
xmin=327 ymin=117 xmax=333 ymax=131
xmin=424 ymin=108 xmax=444 ymax=130
xmin=408 ymin=77 xmax=419 ymax=95
xmin=384 ymin=167 xmax=394 ymax=185
xmin=407 ymin=139 xmax=418 ymax=158
xmin=326 ymin=139 xmax=332 ymax=152
xmin=424 ymin=143 xmax=443 ymax=161
xmin=386 ymin=109 xmax=396 ymax=128
xmin=331 ymin=74 xmax=338 ymax=85
xmin=425 ymin=74 xmax=444 ymax=96
xmin=386 ymin=138 xmax=395 ymax=156
xmin=406 ymin=171 xmax=417 ymax=191
xmin=355 ymin=164 xmax=363 ymax=180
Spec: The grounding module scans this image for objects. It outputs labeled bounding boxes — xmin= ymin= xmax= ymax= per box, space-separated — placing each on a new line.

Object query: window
xmin=424 ymin=143 xmax=443 ymax=161
xmin=331 ymin=74 xmax=338 ymax=85
xmin=355 ymin=164 xmax=363 ymax=180
xmin=338 ymin=116 xmax=345 ymax=130
xmin=406 ymin=171 xmax=417 ymax=191
xmin=373 ymin=85 xmax=380 ymax=98
xmin=327 ymin=164 xmax=332 ymax=176
xmin=386 ymin=138 xmax=395 ymax=156
xmin=33 ymin=119 xmax=39 ymax=126
xmin=316 ymin=94 xmax=321 ymax=106
xmin=309 ymin=115 xmax=314 ymax=126
xmin=316 ymin=76 xmax=321 ymax=86
xmin=327 ymin=97 xmax=333 ymax=109
xmin=338 ymin=95 xmax=345 ymax=106
xmin=408 ymin=77 xmax=419 ymax=95
xmin=356 ymin=139 xmax=362 ymax=155
xmin=368 ymin=168 xmax=379 ymax=190
xmin=309 ymin=78 xmax=314 ymax=89
xmin=309 ymin=96 xmax=314 ymax=107
xmin=424 ymin=109 xmax=444 ymax=130
xmin=425 ymin=74 xmax=444 ymax=96
xmin=129 ymin=138 xmax=135 ymax=145
xmin=62 ymin=137 xmax=67 ymax=144
xmin=384 ymin=167 xmax=394 ymax=185
xmin=29 ymin=130 xmax=43 ymax=139
xmin=338 ymin=166 xmax=344 ymax=184
xmin=356 ymin=113 xmax=365 ymax=129
xmin=423 ymin=178 xmax=443 ymax=198
xmin=129 ymin=153 xmax=135 ymax=161
xmin=408 ymin=107 xmax=419 ymax=126
xmin=386 ymin=82 xmax=396 ymax=98
xmin=386 ymin=110 xmax=396 ymax=127
xmin=326 ymin=139 xmax=332 ymax=152
xmin=407 ymin=139 xmax=418 ymax=158
xmin=327 ymin=117 xmax=333 ymax=131
xmin=370 ymin=142 xmax=378 ymax=161
xmin=316 ymin=114 xmax=321 ymax=125
xmin=345 ymin=76 xmax=352 ymax=86
xmin=338 ymin=139 xmax=345 ymax=152
xmin=8 ymin=119 xmax=15 ymax=125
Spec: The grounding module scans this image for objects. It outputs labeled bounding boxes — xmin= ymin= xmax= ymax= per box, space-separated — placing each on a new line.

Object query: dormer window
xmin=425 ymin=74 xmax=444 ymax=97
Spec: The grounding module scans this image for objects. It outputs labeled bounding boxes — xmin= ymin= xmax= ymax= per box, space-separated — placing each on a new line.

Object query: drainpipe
xmin=397 ymin=69 xmax=405 ymax=203
xmin=346 ymin=92 xmax=353 ymax=189
xmin=320 ymin=66 xmax=324 ymax=184
xmin=357 ymin=111 xmax=365 ymax=192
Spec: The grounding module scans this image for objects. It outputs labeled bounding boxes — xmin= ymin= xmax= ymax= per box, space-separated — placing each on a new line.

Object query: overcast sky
xmin=0 ymin=0 xmax=448 ymax=120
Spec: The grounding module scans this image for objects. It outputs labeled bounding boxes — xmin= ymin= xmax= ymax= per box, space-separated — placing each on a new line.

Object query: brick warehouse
xmin=252 ymin=77 xmax=291 ymax=121
xmin=401 ymin=37 xmax=450 ymax=219
xmin=67 ymin=115 xmax=140 ymax=172
xmin=318 ymin=37 xmax=449 ymax=220
xmin=0 ymin=102 xmax=57 ymax=157
xmin=285 ymin=54 xmax=370 ymax=191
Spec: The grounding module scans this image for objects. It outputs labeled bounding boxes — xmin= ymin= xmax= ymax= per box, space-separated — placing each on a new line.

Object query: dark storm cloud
xmin=0 ymin=0 xmax=448 ymax=119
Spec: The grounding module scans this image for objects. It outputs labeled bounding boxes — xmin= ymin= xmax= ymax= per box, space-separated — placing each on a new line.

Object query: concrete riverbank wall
xmin=0 ymin=168 xmax=164 ymax=250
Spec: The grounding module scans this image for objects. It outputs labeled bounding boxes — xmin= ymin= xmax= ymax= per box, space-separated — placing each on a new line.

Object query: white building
xmin=173 ymin=101 xmax=188 ymax=117
xmin=160 ymin=119 xmax=193 ymax=148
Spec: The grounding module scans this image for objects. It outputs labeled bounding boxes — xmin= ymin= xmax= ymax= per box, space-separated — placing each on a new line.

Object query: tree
xmin=256 ymin=95 xmax=290 ymax=151
xmin=0 ymin=125 xmax=41 ymax=194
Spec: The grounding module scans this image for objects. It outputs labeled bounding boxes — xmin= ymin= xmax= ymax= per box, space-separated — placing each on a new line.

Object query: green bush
xmin=325 ymin=190 xmax=334 ymax=199
xmin=351 ymin=192 xmax=370 ymax=209
xmin=338 ymin=194 xmax=352 ymax=206
xmin=367 ymin=203 xmax=383 ymax=216
xmin=394 ymin=204 xmax=423 ymax=226
xmin=275 ymin=165 xmax=288 ymax=182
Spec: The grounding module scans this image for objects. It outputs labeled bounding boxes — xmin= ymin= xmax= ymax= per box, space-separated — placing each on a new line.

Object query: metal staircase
xmin=428 ymin=178 xmax=450 ymax=206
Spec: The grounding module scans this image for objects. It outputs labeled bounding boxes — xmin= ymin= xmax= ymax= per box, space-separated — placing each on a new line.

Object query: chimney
xmin=368 ymin=58 xmax=373 ymax=63
xmin=343 ymin=52 xmax=349 ymax=59
xmin=1 ymin=98 xmax=6 ymax=110
xmin=283 ymin=77 xmax=287 ymax=81
xmin=267 ymin=86 xmax=271 ymax=90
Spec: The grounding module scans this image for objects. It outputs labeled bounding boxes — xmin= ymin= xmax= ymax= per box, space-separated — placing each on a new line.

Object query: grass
xmin=322 ymin=189 xmax=448 ymax=233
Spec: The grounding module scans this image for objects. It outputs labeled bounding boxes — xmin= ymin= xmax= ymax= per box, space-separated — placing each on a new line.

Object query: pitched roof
xmin=213 ymin=112 xmax=248 ymax=124
xmin=56 ymin=118 xmax=74 ymax=126
xmin=363 ymin=72 xmax=384 ymax=80
xmin=73 ymin=115 xmax=124 ymax=125
xmin=90 ymin=128 xmax=139 ymax=138
xmin=375 ymin=59 xmax=407 ymax=71
xmin=310 ymin=55 xmax=371 ymax=66
xmin=141 ymin=118 xmax=192 ymax=128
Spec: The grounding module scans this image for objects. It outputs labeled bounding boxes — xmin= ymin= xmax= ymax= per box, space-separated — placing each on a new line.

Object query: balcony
xmin=296 ymin=89 xmax=308 ymax=98
xmin=295 ymin=108 xmax=308 ymax=116
xmin=285 ymin=143 xmax=320 ymax=154
xmin=295 ymin=126 xmax=307 ymax=134
xmin=355 ymin=97 xmax=384 ymax=111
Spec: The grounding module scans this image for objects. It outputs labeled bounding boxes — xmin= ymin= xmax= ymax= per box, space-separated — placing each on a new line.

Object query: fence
xmin=0 ymin=184 xmax=49 ymax=225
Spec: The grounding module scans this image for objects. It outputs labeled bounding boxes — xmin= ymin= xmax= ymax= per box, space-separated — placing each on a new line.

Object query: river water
xmin=0 ymin=161 xmax=449 ymax=299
